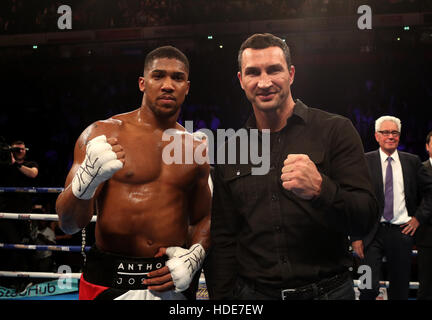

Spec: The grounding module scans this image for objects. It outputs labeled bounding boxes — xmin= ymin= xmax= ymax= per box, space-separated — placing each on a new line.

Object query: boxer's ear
xmin=138 ymin=76 xmax=145 ymax=92
xmin=185 ymin=80 xmax=190 ymax=95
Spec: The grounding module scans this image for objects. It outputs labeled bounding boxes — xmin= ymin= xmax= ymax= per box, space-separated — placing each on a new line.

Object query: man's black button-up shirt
xmin=209 ymin=100 xmax=379 ymax=299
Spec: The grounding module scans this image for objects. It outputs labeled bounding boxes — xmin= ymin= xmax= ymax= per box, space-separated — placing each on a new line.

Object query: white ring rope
xmin=0 ymin=212 xmax=97 ymax=222
xmin=353 ymin=280 xmax=419 ymax=290
xmin=0 ymin=271 xmax=81 ymax=279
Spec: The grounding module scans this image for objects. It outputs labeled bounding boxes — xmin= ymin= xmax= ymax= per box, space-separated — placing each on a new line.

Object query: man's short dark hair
xmin=144 ymin=46 xmax=189 ymax=75
xmin=427 ymin=130 xmax=432 ymax=144
xmin=238 ymin=33 xmax=292 ymax=72
xmin=11 ymin=140 xmax=25 ymax=146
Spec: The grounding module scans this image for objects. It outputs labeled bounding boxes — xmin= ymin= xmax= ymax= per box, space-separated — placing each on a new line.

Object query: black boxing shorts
xmin=79 ymin=245 xmax=186 ymax=300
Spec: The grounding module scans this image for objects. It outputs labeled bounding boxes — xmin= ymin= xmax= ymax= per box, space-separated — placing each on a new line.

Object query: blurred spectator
xmin=31 ymin=204 xmax=56 ymax=275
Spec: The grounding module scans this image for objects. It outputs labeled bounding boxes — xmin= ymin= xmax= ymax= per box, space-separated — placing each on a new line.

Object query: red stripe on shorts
xmin=79 ymin=274 xmax=109 ymax=300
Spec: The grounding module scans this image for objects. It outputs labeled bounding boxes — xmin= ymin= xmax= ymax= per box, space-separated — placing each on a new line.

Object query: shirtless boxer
xmin=55 ymin=46 xmax=211 ymax=300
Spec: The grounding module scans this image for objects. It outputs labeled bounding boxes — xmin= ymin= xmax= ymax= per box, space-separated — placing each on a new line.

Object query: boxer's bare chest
xmin=110 ymin=125 xmax=198 ymax=188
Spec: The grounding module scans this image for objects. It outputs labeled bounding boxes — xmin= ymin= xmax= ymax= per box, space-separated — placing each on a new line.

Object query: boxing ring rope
xmin=352 ymin=249 xmax=417 ymax=257
xmin=0 ymin=186 xmax=422 ymax=296
xmin=0 ymin=271 xmax=82 ymax=279
xmin=0 ymin=187 xmax=64 ymax=193
xmin=0 ymin=214 xmax=422 ymax=290
xmin=0 ymin=186 xmax=90 ymax=293
xmin=353 ymin=280 xmax=419 ymax=290
xmin=0 ymin=243 xmax=91 ymax=252
xmin=0 ymin=212 xmax=97 ymax=222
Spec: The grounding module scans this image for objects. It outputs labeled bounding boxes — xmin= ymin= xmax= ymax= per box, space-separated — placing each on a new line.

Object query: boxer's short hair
xmin=144 ymin=46 xmax=189 ymax=75
xmin=238 ymin=33 xmax=292 ymax=72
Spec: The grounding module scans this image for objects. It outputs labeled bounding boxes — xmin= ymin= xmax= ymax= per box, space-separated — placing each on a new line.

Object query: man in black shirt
xmin=2 ymin=140 xmax=39 ymax=181
xmin=8 ymin=141 xmax=38 ymax=179
xmin=209 ymin=33 xmax=379 ymax=300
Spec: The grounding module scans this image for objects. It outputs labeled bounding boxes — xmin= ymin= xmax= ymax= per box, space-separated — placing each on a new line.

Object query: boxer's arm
xmin=56 ymin=127 xmax=99 ymax=234
xmin=56 ymin=122 xmax=124 ymax=234
xmin=145 ymin=155 xmax=211 ymax=293
xmin=188 ymin=161 xmax=212 ymax=251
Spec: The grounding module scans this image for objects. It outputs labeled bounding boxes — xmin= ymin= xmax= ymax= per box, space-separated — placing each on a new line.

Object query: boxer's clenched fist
xmin=146 ymin=244 xmax=206 ymax=293
xmin=72 ymin=135 xmax=125 ymax=200
xmin=281 ymin=154 xmax=322 ymax=200
xmin=165 ymin=244 xmax=205 ymax=292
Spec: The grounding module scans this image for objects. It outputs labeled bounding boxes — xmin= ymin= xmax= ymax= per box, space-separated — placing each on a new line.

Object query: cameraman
xmin=8 ymin=141 xmax=38 ymax=179
xmin=0 ymin=140 xmax=39 ymax=211
xmin=0 ymin=140 xmax=39 ymax=292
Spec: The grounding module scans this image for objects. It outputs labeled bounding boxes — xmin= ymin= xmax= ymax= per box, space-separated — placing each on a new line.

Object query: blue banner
xmin=0 ymin=279 xmax=78 ymax=299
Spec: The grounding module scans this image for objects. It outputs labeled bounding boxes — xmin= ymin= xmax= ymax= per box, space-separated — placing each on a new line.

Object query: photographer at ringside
xmin=0 ymin=139 xmax=39 ymax=292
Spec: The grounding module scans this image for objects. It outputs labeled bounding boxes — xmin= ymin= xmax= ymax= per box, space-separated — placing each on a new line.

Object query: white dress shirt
xmin=379 ymin=148 xmax=410 ymax=225
xmin=429 ymin=158 xmax=432 ymax=167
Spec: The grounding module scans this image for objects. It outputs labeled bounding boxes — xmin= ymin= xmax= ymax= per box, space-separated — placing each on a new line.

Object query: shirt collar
xmin=245 ymin=99 xmax=308 ymax=129
xmin=429 ymin=158 xmax=432 ymax=167
xmin=379 ymin=148 xmax=399 ymax=164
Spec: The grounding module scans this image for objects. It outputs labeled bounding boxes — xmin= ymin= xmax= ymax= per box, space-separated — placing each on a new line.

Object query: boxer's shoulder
xmin=73 ymin=118 xmax=121 ymax=154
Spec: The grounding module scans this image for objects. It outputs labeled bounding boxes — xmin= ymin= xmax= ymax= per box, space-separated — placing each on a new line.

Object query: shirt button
xmin=271 ymin=194 xmax=278 ymax=201
xmin=274 ymin=225 xmax=282 ymax=233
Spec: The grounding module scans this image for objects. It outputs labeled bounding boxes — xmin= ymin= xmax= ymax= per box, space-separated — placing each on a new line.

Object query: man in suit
xmin=416 ymin=130 xmax=432 ymax=300
xmin=351 ymin=116 xmax=432 ymax=300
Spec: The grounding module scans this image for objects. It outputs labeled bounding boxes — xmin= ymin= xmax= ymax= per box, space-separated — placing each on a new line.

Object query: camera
xmin=0 ymin=137 xmax=28 ymax=166
xmin=9 ymin=147 xmax=24 ymax=153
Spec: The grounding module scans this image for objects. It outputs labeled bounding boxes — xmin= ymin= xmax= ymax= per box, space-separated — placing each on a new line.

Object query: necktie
xmin=383 ymin=157 xmax=394 ymax=221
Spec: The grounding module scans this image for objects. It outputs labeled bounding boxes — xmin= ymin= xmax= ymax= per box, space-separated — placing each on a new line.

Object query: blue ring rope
xmin=0 ymin=187 xmax=64 ymax=193
xmin=0 ymin=243 xmax=91 ymax=252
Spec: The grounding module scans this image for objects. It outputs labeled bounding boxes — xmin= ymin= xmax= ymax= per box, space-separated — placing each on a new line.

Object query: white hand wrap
xmin=71 ymin=135 xmax=123 ymax=200
xmin=166 ymin=243 xmax=206 ymax=293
